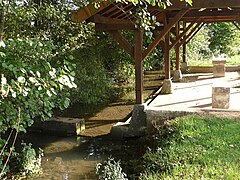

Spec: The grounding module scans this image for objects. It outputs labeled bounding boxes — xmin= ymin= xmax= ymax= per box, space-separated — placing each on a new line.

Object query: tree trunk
xmin=0 ymin=11 xmax=4 ymax=41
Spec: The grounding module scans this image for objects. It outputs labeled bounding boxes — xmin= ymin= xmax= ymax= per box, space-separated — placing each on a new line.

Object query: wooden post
xmin=165 ymin=31 xmax=170 ymax=79
xmin=175 ymin=21 xmax=180 ymax=71
xmin=134 ymin=29 xmax=143 ymax=104
xmin=182 ymin=22 xmax=187 ymax=63
xmin=161 ymin=31 xmax=172 ymax=94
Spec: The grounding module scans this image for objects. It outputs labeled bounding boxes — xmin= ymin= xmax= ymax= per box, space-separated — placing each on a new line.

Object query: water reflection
xmin=20 ymin=131 xmax=146 ymax=180
xmin=21 ymin=133 xmax=105 ymax=180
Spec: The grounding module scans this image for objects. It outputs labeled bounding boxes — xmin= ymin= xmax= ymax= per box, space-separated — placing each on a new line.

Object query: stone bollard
xmin=212 ymin=58 xmax=226 ymax=77
xmin=181 ymin=62 xmax=188 ymax=73
xmin=212 ymin=85 xmax=230 ymax=109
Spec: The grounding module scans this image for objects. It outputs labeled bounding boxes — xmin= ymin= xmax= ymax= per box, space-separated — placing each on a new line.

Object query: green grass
xmin=188 ymin=54 xmax=240 ymax=66
xmin=141 ymin=115 xmax=240 ymax=179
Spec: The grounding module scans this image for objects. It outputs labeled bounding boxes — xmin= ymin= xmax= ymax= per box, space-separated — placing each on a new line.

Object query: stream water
xmin=21 ymin=132 xmax=147 ymax=180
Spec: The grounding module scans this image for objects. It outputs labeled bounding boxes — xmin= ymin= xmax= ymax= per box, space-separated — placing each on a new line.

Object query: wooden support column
xmin=161 ymin=31 xmax=172 ymax=94
xmin=186 ymin=23 xmax=205 ymax=44
xmin=143 ymin=8 xmax=189 ymax=59
xmin=181 ymin=21 xmax=188 ymax=73
xmin=134 ymin=29 xmax=143 ymax=104
xmin=233 ymin=22 xmax=240 ymax=31
xmin=179 ymin=22 xmax=202 ymax=46
xmin=165 ymin=32 xmax=171 ymax=79
xmin=169 ymin=18 xmax=199 ymax=49
xmin=182 ymin=22 xmax=187 ymax=63
xmin=173 ymin=21 xmax=183 ymax=81
xmin=175 ymin=21 xmax=180 ymax=71
xmin=108 ymin=31 xmax=134 ymax=58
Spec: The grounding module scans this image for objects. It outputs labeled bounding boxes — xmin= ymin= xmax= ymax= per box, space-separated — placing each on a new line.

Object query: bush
xmin=96 ymin=157 xmax=128 ymax=180
xmin=17 ymin=143 xmax=44 ymax=176
xmin=0 ymin=38 xmax=76 ymax=177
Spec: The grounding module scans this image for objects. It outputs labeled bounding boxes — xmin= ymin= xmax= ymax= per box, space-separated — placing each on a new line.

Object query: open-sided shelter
xmin=71 ymin=0 xmax=240 ymax=132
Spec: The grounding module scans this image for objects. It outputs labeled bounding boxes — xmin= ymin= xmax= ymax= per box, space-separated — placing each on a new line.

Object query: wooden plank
xmin=175 ymin=22 xmax=180 ymax=71
xmin=170 ymin=18 xmax=199 ymax=49
xmin=182 ymin=21 xmax=187 ymax=63
xmin=165 ymin=32 xmax=171 ymax=79
xmin=179 ymin=22 xmax=202 ymax=46
xmin=170 ymin=8 xmax=240 ymax=19
xmin=111 ymin=3 xmax=133 ymax=18
xmin=134 ymin=29 xmax=144 ymax=104
xmin=143 ymin=8 xmax=189 ymax=59
xmin=95 ymin=23 xmax=135 ymax=31
xmin=232 ymin=21 xmax=240 ymax=31
xmin=108 ymin=31 xmax=134 ymax=58
xmin=71 ymin=0 xmax=113 ymax=23
xmin=186 ymin=23 xmax=205 ymax=44
xmin=149 ymin=0 xmax=240 ymax=10
xmin=202 ymin=18 xmax=240 ymax=23
xmin=92 ymin=14 xmax=132 ymax=24
xmin=182 ymin=17 xmax=240 ymax=22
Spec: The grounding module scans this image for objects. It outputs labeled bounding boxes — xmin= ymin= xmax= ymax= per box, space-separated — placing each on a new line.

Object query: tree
xmin=207 ymin=22 xmax=239 ymax=56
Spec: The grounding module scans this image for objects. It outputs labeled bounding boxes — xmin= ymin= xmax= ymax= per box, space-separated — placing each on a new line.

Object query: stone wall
xmin=188 ymin=65 xmax=240 ymax=73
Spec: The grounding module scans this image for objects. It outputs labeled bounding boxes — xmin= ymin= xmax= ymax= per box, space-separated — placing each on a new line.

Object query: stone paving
xmin=148 ymin=72 xmax=240 ymax=111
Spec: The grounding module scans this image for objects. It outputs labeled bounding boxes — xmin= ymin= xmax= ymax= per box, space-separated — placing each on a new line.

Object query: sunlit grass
xmin=188 ymin=54 xmax=240 ymax=66
xmin=141 ymin=115 xmax=240 ymax=179
xmin=228 ymin=54 xmax=240 ymax=65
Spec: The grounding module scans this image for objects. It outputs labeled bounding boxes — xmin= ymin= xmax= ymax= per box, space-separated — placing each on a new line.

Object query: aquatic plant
xmin=96 ymin=157 xmax=128 ymax=180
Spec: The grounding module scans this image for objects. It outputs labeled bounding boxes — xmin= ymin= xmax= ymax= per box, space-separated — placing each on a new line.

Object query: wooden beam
xmin=108 ymin=31 xmax=134 ymax=58
xmin=186 ymin=23 xmax=205 ymax=44
xmin=143 ymin=8 xmax=189 ymax=59
xmin=71 ymin=0 xmax=113 ymax=23
xmin=232 ymin=21 xmax=240 ymax=31
xmin=179 ymin=22 xmax=202 ymax=46
xmin=95 ymin=23 xmax=135 ymax=31
xmin=134 ymin=29 xmax=144 ymax=104
xmin=149 ymin=0 xmax=240 ymax=10
xmin=165 ymin=32 xmax=171 ymax=79
xmin=182 ymin=22 xmax=187 ymax=63
xmin=182 ymin=17 xmax=240 ymax=22
xmin=170 ymin=8 xmax=240 ymax=19
xmin=202 ymin=18 xmax=240 ymax=23
xmin=92 ymin=14 xmax=132 ymax=24
xmin=175 ymin=22 xmax=180 ymax=71
xmin=170 ymin=18 xmax=199 ymax=49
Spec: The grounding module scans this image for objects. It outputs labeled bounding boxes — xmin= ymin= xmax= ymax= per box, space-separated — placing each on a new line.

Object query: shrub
xmin=96 ymin=157 xmax=128 ymax=180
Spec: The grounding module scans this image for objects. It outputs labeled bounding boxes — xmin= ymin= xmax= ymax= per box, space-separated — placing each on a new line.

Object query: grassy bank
xmin=188 ymin=54 xmax=240 ymax=66
xmin=141 ymin=115 xmax=240 ymax=179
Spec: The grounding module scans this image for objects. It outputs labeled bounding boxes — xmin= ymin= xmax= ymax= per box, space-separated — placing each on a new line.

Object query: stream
xmin=21 ymin=132 xmax=147 ymax=180
xmin=19 ymin=73 xmax=161 ymax=179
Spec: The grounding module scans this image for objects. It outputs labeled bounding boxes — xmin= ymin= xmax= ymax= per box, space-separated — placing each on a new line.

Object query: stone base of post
xmin=161 ymin=79 xmax=173 ymax=94
xmin=173 ymin=70 xmax=183 ymax=82
xmin=127 ymin=104 xmax=147 ymax=137
xmin=181 ymin=62 xmax=188 ymax=73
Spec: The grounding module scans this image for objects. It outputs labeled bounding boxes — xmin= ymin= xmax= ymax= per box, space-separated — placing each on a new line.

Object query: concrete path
xmin=148 ymin=72 xmax=240 ymax=111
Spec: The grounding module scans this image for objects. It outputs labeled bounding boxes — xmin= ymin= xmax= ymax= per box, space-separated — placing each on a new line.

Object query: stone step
xmin=29 ymin=117 xmax=85 ymax=136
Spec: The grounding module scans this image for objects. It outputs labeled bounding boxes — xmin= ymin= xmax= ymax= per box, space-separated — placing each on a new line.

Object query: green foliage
xmin=0 ymin=38 xmax=76 ymax=177
xmin=0 ymin=38 xmax=76 ymax=132
xmin=207 ymin=22 xmax=239 ymax=56
xmin=187 ymin=25 xmax=212 ymax=66
xmin=141 ymin=115 xmax=240 ymax=179
xmin=4 ymin=0 xmax=89 ymax=47
xmin=71 ymin=47 xmax=111 ymax=104
xmin=187 ymin=22 xmax=240 ymax=66
xmin=17 ymin=143 xmax=44 ymax=176
xmin=96 ymin=157 xmax=128 ymax=180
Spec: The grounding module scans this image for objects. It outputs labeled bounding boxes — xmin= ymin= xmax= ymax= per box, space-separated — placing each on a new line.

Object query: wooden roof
xmin=71 ymin=0 xmax=240 ymax=105
xmin=71 ymin=0 xmax=240 ymax=25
